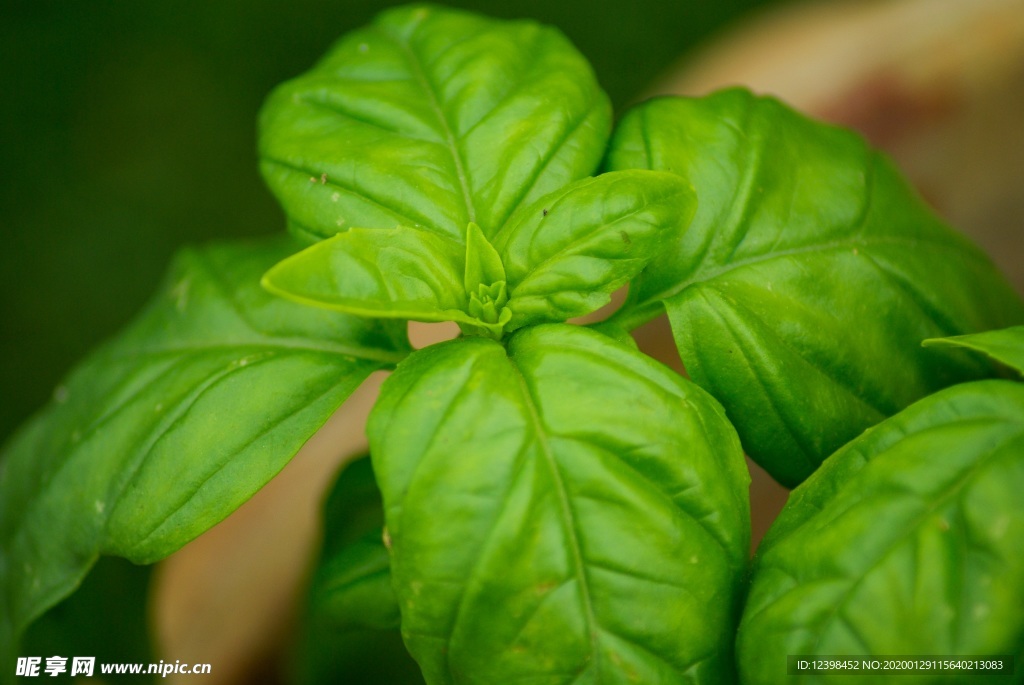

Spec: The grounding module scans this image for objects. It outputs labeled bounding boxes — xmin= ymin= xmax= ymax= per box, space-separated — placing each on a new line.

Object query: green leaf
xmin=308 ymin=457 xmax=399 ymax=633
xmin=494 ymin=170 xmax=695 ymax=330
xmin=368 ymin=324 xmax=750 ymax=685
xmin=295 ymin=460 xmax=422 ymax=685
xmin=604 ymin=89 xmax=1024 ymax=486
xmin=737 ymin=380 xmax=1024 ymax=684
xmin=262 ymin=223 xmax=510 ymax=339
xmin=262 ymin=225 xmax=466 ymax=322
xmin=0 ymin=235 xmax=407 ymax=665
xmin=258 ymin=4 xmax=611 ymax=243
xmin=924 ymin=325 xmax=1024 ymax=377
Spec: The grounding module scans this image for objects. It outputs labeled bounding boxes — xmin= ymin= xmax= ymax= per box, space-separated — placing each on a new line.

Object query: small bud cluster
xmin=467 ymin=281 xmax=508 ymax=325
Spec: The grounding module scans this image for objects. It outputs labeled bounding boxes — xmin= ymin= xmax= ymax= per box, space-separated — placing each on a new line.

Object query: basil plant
xmin=2 ymin=5 xmax=1022 ymax=684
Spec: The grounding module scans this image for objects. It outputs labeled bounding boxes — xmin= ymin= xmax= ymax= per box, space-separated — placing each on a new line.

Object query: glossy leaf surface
xmin=0 ymin=235 xmax=406 ymax=663
xmin=308 ymin=456 xmax=399 ymax=633
xmin=259 ymin=4 xmax=611 ymax=243
xmin=494 ymin=170 xmax=695 ymax=330
xmin=262 ymin=226 xmax=467 ymax=323
xmin=604 ymin=89 xmax=1024 ymax=485
xmin=924 ymin=325 xmax=1024 ymax=377
xmin=368 ymin=324 xmax=750 ymax=684
xmin=262 ymin=222 xmax=512 ymax=338
xmin=737 ymin=380 xmax=1024 ymax=684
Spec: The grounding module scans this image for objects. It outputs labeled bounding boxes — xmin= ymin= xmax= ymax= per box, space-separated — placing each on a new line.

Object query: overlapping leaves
xmin=603 ymin=89 xmax=1024 ymax=486
xmin=0 ymin=235 xmax=407 ymax=666
xmin=258 ymin=4 xmax=611 ymax=244
xmin=924 ymin=325 xmax=1024 ymax=377
xmin=7 ymin=4 xmax=1024 ymax=684
xmin=737 ymin=377 xmax=1024 ymax=684
xmin=262 ymin=171 xmax=694 ymax=338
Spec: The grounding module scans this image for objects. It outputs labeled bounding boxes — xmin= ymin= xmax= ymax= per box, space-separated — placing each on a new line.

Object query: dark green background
xmin=0 ymin=0 xmax=786 ymax=442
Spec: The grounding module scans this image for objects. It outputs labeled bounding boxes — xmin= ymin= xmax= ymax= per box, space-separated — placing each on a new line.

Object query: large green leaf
xmin=737 ymin=379 xmax=1024 ymax=684
xmin=493 ymin=170 xmax=695 ymax=330
xmin=368 ymin=324 xmax=749 ymax=684
xmin=603 ymin=88 xmax=1024 ymax=486
xmin=924 ymin=326 xmax=1024 ymax=377
xmin=258 ymin=4 xmax=611 ymax=244
xmin=0 ymin=235 xmax=407 ymax=668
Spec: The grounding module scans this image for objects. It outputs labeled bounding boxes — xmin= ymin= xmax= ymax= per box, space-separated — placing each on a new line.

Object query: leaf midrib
xmin=507 ymin=359 xmax=602 ymax=682
xmin=627 ymin=140 xmax=990 ymax=326
xmin=513 ymin=201 xmax=660 ymax=293
xmin=121 ymin=367 xmax=348 ymax=558
xmin=777 ymin=421 xmax=1024 ymax=655
xmin=657 ymin=233 xmax=982 ymax=310
xmin=380 ymin=24 xmax=478 ymax=227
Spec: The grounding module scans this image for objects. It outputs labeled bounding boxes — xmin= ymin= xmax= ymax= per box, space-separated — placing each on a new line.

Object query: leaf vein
xmin=506 ymin=360 xmax=603 ymax=681
xmin=378 ymin=24 xmax=477 ymax=226
xmin=123 ymin=358 xmax=348 ymax=552
xmin=261 ymin=157 xmax=443 ymax=237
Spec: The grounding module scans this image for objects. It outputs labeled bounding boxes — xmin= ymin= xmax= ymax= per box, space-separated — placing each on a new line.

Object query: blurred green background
xmin=0 ymin=0 xmax=786 ymax=442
